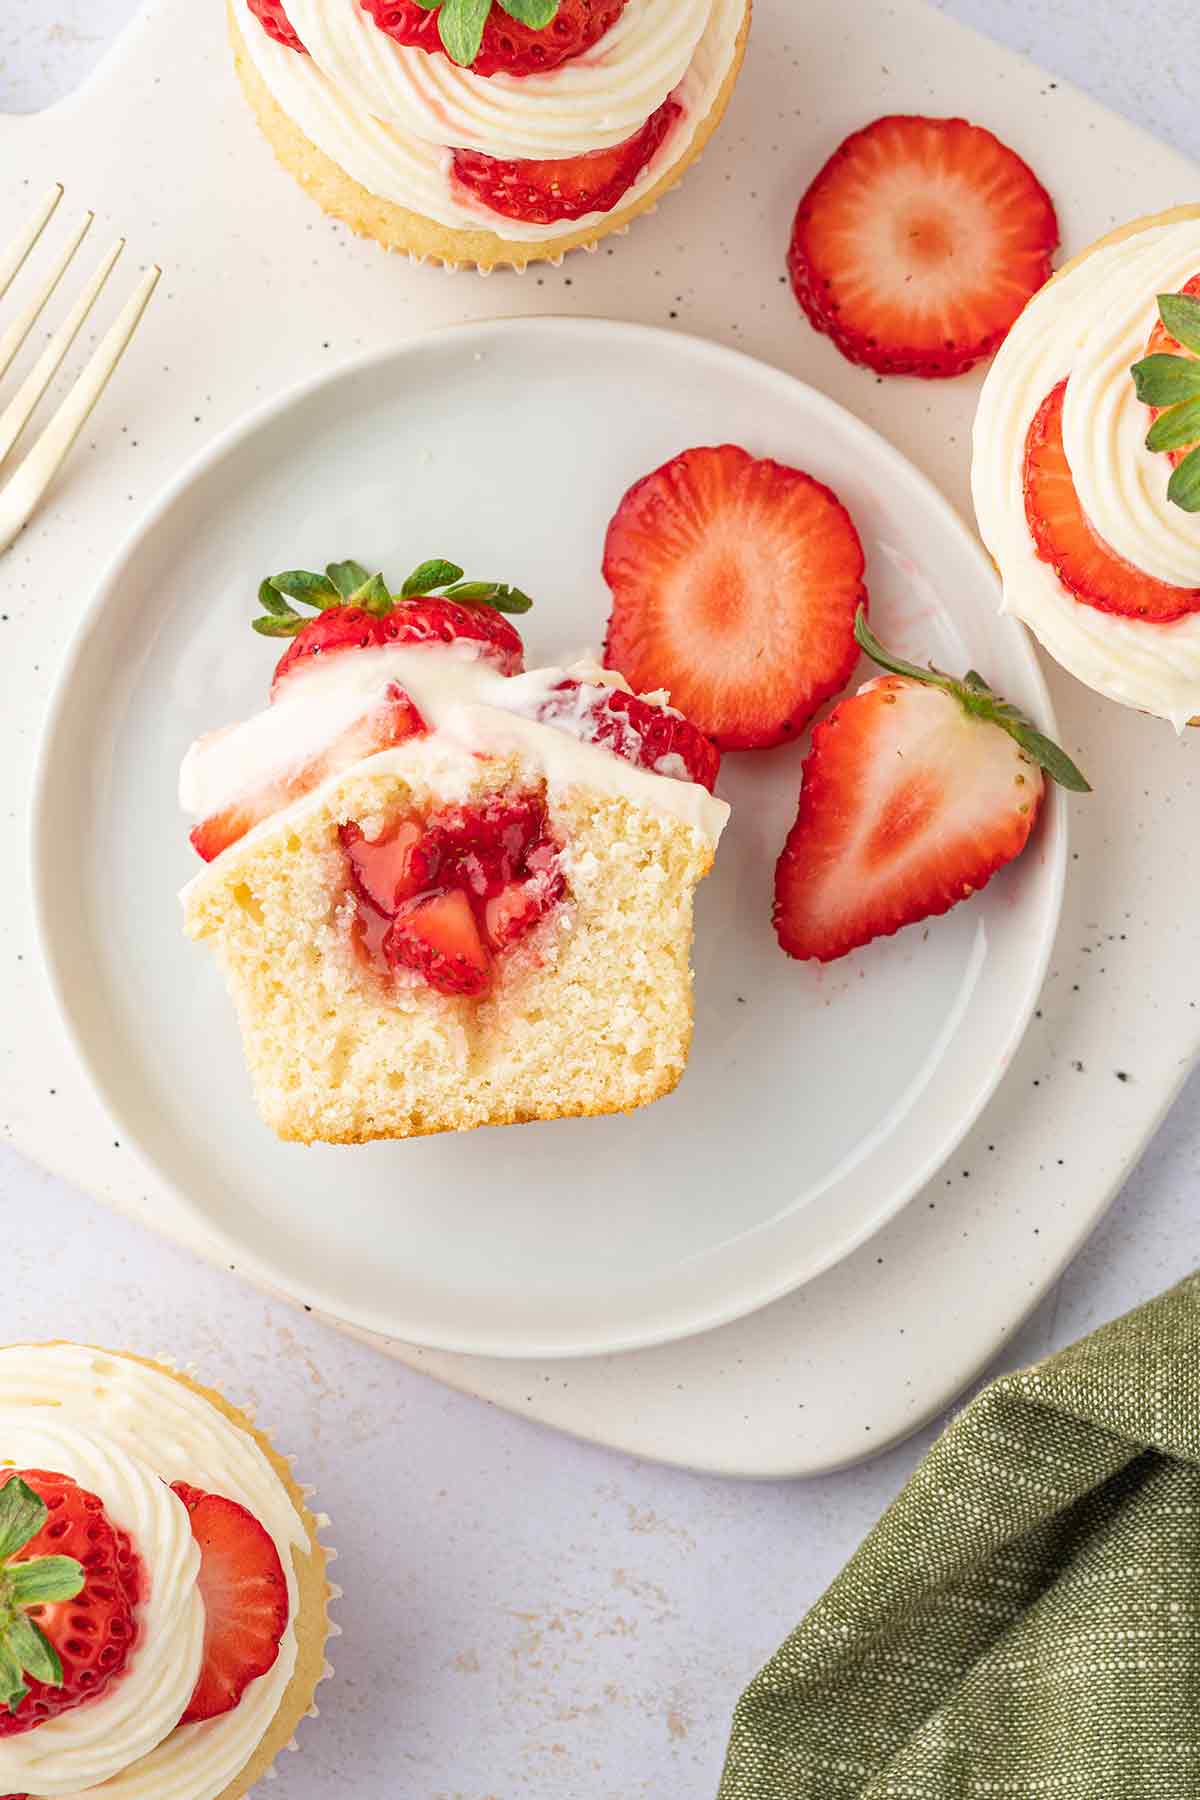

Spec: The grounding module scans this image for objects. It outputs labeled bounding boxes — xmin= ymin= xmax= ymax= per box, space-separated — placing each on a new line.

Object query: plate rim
xmin=30 ymin=314 xmax=1068 ymax=1359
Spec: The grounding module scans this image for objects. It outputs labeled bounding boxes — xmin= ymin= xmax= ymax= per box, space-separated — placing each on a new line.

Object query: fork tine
xmin=0 ymin=211 xmax=94 ymax=386
xmin=0 ymin=264 xmax=161 ymax=556
xmin=0 ymin=185 xmax=64 ymax=303
xmin=0 ymin=238 xmax=124 ymax=473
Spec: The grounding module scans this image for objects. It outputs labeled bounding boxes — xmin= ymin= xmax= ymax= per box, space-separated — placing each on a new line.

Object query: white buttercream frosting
xmin=972 ymin=216 xmax=1200 ymax=729
xmin=282 ymin=0 xmax=710 ymax=159
xmin=0 ymin=1346 xmax=309 ymax=1800
xmin=232 ymin=0 xmax=744 ymax=241
xmin=179 ymin=643 xmax=730 ymax=855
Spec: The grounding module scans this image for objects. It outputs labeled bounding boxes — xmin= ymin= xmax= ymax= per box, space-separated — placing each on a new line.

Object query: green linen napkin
xmin=720 ymin=1273 xmax=1200 ymax=1800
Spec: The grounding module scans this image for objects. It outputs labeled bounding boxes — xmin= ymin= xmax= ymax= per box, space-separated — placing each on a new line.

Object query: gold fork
xmin=0 ymin=185 xmax=160 ymax=554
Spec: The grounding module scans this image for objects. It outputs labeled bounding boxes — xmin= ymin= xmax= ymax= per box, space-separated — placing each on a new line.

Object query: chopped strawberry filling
xmin=343 ymin=793 xmax=566 ymax=998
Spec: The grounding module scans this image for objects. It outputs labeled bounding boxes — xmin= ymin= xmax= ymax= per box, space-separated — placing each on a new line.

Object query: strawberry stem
xmin=853 ymin=608 xmax=1091 ymax=793
xmin=0 ymin=1479 xmax=85 ymax=1714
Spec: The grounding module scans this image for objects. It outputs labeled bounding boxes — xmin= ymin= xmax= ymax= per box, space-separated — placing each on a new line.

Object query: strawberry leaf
xmin=402 ymin=559 xmax=465 ymax=598
xmin=252 ymin=612 xmax=304 ymax=637
xmin=6 ymin=1615 xmax=62 ymax=1689
xmin=346 ymin=571 xmax=392 ymax=616
xmin=267 ymin=570 xmax=341 ymax=609
xmin=497 ymin=0 xmax=559 ymax=23
xmin=1167 ymin=444 xmax=1200 ymax=514
xmin=1145 ymin=395 xmax=1200 ymax=453
xmin=8 ymin=1558 xmax=86 ymax=1608
xmin=0 ymin=1480 xmax=46 ymax=1562
xmin=326 ymin=559 xmax=371 ymax=599
xmin=853 ymin=609 xmax=1091 ymax=793
xmin=442 ymin=580 xmax=533 ymax=613
xmin=1157 ymin=292 xmax=1200 ymax=357
xmin=1130 ymin=353 xmax=1200 ymax=407
xmin=257 ymin=579 xmax=295 ymax=618
xmin=438 ymin=0 xmax=491 ymax=64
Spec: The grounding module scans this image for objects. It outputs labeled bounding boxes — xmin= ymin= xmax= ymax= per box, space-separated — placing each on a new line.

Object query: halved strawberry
xmin=171 ymin=1482 xmax=288 ymax=1724
xmin=385 ymin=889 xmax=492 ymax=997
xmin=452 ymin=98 xmax=681 ymax=225
xmin=247 ymin=0 xmax=306 ymax=51
xmin=190 ymin=685 xmax=426 ymax=862
xmin=1141 ymin=274 xmax=1200 ymax=467
xmin=360 ymin=0 xmax=630 ymax=78
xmin=603 ymin=445 xmax=866 ymax=750
xmin=1023 ymin=380 xmax=1200 ymax=621
xmin=773 ymin=613 xmax=1088 ymax=963
xmin=788 ymin=115 xmax=1059 ymax=378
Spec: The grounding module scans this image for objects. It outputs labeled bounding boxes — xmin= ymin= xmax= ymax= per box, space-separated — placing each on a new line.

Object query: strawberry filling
xmin=343 ymin=793 xmax=566 ymax=998
xmin=451 ymin=98 xmax=682 ymax=225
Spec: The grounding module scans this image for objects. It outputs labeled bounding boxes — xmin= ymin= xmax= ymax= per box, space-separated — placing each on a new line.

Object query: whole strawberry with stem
xmin=773 ymin=611 xmax=1089 ymax=964
xmin=253 ymin=555 xmax=533 ymax=697
xmin=0 ymin=1473 xmax=129 ymax=1734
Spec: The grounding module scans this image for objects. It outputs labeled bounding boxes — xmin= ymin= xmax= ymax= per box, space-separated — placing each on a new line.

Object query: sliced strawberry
xmin=360 ymin=0 xmax=630 ymax=78
xmin=374 ymin=596 xmax=524 ymax=677
xmin=0 ymin=1470 xmax=141 ymax=1738
xmin=171 ymin=1483 xmax=288 ymax=1724
xmin=340 ymin=819 xmax=442 ymax=914
xmin=1023 ymin=380 xmax=1200 ymax=622
xmin=1142 ymin=273 xmax=1200 ymax=467
xmin=452 ymin=98 xmax=681 ymax=225
xmin=385 ymin=889 xmax=492 ymax=997
xmin=190 ymin=685 xmax=426 ymax=862
xmin=788 ymin=115 xmax=1059 ymax=378
xmin=603 ymin=445 xmax=866 ymax=750
xmin=774 ymin=677 xmax=1042 ymax=961
xmin=271 ymin=606 xmax=387 ymax=696
xmin=532 ymin=680 xmax=721 ymax=791
xmin=247 ymin=0 xmax=306 ymax=50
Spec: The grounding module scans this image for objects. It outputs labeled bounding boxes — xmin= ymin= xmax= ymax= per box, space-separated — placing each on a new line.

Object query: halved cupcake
xmin=0 ymin=1342 xmax=331 ymax=1800
xmin=229 ymin=0 xmax=751 ymax=270
xmin=181 ymin=556 xmax=729 ymax=1143
xmin=972 ymin=204 xmax=1200 ymax=728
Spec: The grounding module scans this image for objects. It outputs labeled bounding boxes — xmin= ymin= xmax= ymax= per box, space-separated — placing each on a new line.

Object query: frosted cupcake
xmin=973 ymin=204 xmax=1200 ymax=728
xmin=0 ymin=1343 xmax=331 ymax=1800
xmin=229 ymin=0 xmax=751 ymax=270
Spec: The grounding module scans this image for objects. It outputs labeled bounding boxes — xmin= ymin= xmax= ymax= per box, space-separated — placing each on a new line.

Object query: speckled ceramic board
xmin=3 ymin=0 xmax=1198 ymax=1474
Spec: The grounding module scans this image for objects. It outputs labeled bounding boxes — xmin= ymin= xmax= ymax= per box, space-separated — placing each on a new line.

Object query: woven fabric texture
xmin=720 ymin=1274 xmax=1200 ymax=1799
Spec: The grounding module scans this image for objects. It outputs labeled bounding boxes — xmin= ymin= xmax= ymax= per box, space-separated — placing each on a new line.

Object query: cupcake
xmin=972 ymin=204 xmax=1200 ymax=729
xmin=180 ymin=553 xmax=729 ymax=1143
xmin=0 ymin=1343 xmax=331 ymax=1799
xmin=229 ymin=0 xmax=751 ymax=270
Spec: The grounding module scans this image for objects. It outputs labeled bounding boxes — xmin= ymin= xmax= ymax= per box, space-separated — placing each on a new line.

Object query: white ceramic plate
xmin=33 ymin=317 xmax=1065 ymax=1358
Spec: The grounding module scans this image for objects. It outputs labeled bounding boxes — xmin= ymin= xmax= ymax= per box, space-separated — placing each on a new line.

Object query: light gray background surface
xmin=2 ymin=4 xmax=1198 ymax=1796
